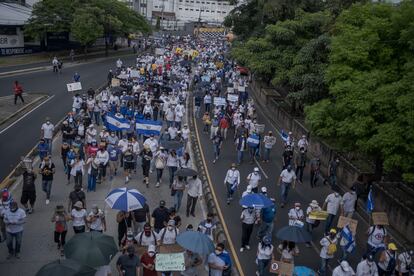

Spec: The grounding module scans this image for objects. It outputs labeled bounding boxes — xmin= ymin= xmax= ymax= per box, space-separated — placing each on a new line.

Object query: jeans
xmin=94 ymin=112 xmax=100 ymax=125
xmin=296 ymin=166 xmax=304 ymax=182
xmin=241 ymin=222 xmax=254 ymax=247
xmin=73 ymin=225 xmax=85 ymax=234
xmin=280 ymin=182 xmax=291 ymax=204
xmin=237 ymin=151 xmax=244 ymax=164
xmin=175 ymin=121 xmax=181 ymax=130
xmin=42 ymin=180 xmax=53 ymax=199
xmin=88 ymin=174 xmax=97 ymax=192
xmin=14 ymin=94 xmax=24 ymax=104
xmin=324 ymin=214 xmax=336 ymax=234
xmin=194 ymin=106 xmax=200 ymax=118
xmin=249 ymin=147 xmax=256 ymax=162
xmin=226 ymin=182 xmax=235 ymax=200
xmin=257 ymin=259 xmax=270 ymax=276
xmin=174 ymin=190 xmax=184 ymax=212
xmin=220 ymin=128 xmax=227 ymax=139
xmin=168 ymin=166 xmax=177 ymax=186
xmin=6 ymin=231 xmax=23 ymax=254
xmin=263 ymin=148 xmax=271 ymax=161
xmin=205 ymin=103 xmax=211 ymax=113
xmin=213 ymin=144 xmax=220 ymax=160
xmin=156 ymin=168 xmax=164 ymax=183
xmin=44 ymin=138 xmax=52 ymax=154
xmin=329 ymin=175 xmax=337 ymax=187
xmin=319 ymin=258 xmax=330 ymax=276
xmin=186 ymin=194 xmax=198 ymax=216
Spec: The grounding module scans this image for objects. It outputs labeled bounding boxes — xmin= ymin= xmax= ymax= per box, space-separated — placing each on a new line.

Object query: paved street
xmin=193 ymin=87 xmax=373 ymax=275
xmin=0 ymin=53 xmax=137 ymax=181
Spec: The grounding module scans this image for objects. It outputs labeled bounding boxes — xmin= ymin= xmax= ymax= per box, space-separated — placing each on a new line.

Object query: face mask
xmin=11 ymin=208 xmax=17 ymax=212
xmin=111 ymin=134 xmax=115 ymax=137
xmin=144 ymin=230 xmax=151 ymax=236
xmin=367 ymin=261 xmax=373 ymax=265
xmin=295 ymin=207 xmax=300 ymax=211
xmin=167 ymin=226 xmax=173 ymax=231
xmin=215 ymin=250 xmax=222 ymax=255
xmin=46 ymin=121 xmax=50 ymax=124
xmin=93 ymin=209 xmax=98 ymax=215
xmin=231 ymin=168 xmax=235 ymax=171
xmin=148 ymin=252 xmax=155 ymax=257
xmin=335 ymin=193 xmax=339 ymax=197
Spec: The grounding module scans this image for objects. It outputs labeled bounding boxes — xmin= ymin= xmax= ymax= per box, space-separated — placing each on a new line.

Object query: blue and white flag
xmin=247 ymin=133 xmax=260 ymax=148
xmin=106 ymin=114 xmax=130 ymax=131
xmin=280 ymin=129 xmax=289 ymax=143
xmin=366 ymin=188 xmax=374 ymax=213
xmin=136 ymin=119 xmax=163 ymax=136
xmin=341 ymin=225 xmax=356 ymax=253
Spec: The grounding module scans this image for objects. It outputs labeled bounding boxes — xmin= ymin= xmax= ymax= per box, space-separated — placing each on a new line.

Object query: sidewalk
xmin=0 ymin=129 xmax=207 ymax=276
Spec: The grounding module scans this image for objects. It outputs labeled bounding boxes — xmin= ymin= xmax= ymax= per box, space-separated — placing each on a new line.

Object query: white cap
xmin=148 ymin=244 xmax=156 ymax=253
xmin=254 ymin=167 xmax=259 ymax=172
xmin=261 ymin=187 xmax=267 ymax=193
xmin=340 ymin=261 xmax=351 ymax=272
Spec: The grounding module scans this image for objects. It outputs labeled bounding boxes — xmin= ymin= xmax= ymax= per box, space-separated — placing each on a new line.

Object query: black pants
xmin=186 ymin=194 xmax=198 ymax=216
xmin=296 ymin=166 xmax=304 ymax=182
xmin=14 ymin=94 xmax=24 ymax=104
xmin=54 ymin=231 xmax=67 ymax=246
xmin=73 ymin=225 xmax=85 ymax=234
xmin=310 ymin=170 xmax=318 ymax=187
xmin=241 ymin=223 xmax=254 ymax=248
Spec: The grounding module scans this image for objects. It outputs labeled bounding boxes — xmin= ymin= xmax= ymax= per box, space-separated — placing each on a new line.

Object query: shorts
xmin=21 ymin=191 xmax=36 ymax=205
xmin=124 ymin=162 xmax=135 ymax=170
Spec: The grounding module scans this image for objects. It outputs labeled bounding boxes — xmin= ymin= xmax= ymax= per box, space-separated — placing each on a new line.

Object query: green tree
xmin=71 ymin=7 xmax=103 ymax=54
xmin=305 ymin=2 xmax=414 ymax=181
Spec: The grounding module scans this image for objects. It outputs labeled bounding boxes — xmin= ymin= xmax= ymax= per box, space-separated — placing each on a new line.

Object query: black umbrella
xmin=162 ymin=140 xmax=184 ymax=150
xmin=176 ymin=168 xmax=198 ymax=177
xmin=276 ymin=225 xmax=312 ymax=243
xmin=36 ymin=259 xmax=96 ymax=276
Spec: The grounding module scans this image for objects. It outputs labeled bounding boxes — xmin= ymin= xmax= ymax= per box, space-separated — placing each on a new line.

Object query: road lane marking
xmin=254 ymin=158 xmax=269 ymax=179
xmin=193 ymin=105 xmax=245 ymax=276
xmin=0 ymin=94 xmax=55 ymax=135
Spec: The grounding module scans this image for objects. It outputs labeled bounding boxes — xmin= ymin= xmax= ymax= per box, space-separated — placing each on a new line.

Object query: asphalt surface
xmin=194 ymin=88 xmax=371 ymax=275
xmin=0 ymin=53 xmax=138 ymax=181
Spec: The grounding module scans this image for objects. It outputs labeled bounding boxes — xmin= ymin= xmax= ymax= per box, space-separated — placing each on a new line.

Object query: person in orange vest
xmin=13 ymin=81 xmax=25 ymax=105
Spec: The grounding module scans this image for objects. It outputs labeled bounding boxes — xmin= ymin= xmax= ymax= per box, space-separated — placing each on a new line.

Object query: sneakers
xmin=245 ymin=245 xmax=250 ymax=250
xmin=6 ymin=253 xmax=13 ymax=260
xmin=46 ymin=199 xmax=50 ymax=205
xmin=239 ymin=247 xmax=244 ymax=252
xmin=213 ymin=159 xmax=216 ymax=164
xmin=28 ymin=208 xmax=33 ymax=214
xmin=156 ymin=182 xmax=160 ymax=188
xmin=125 ymin=176 xmax=129 ymax=183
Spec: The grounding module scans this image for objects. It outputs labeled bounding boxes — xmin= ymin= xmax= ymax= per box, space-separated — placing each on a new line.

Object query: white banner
xmin=227 ymin=87 xmax=234 ymax=93
xmin=130 ymin=70 xmax=140 ymax=78
xmin=227 ymin=94 xmax=239 ymax=102
xmin=67 ymin=82 xmax=82 ymax=92
xmin=214 ymin=97 xmax=226 ymax=106
xmin=239 ymin=85 xmax=246 ymax=92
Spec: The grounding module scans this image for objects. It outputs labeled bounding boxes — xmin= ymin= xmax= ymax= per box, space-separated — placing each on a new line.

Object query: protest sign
xmin=66 ymin=82 xmax=82 ymax=92
xmin=239 ymin=85 xmax=246 ymax=92
xmin=308 ymin=210 xmax=329 ymax=220
xmin=111 ymin=78 xmax=120 ymax=87
xmin=372 ymin=212 xmax=389 ymax=225
xmin=227 ymin=94 xmax=239 ymax=102
xmin=337 ymin=216 xmax=358 ymax=234
xmin=269 ymin=260 xmax=294 ymax=275
xmin=227 ymin=87 xmax=234 ymax=93
xmin=255 ymin=124 xmax=265 ymax=134
xmin=155 ymin=48 xmax=165 ymax=56
xmin=130 ymin=70 xmax=139 ymax=78
xmin=155 ymin=253 xmax=185 ymax=271
xmin=214 ymin=97 xmax=226 ymax=106
xmin=158 ymin=244 xmax=184 ymax=253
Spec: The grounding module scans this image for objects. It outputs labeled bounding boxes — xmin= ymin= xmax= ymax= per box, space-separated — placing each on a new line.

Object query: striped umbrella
xmin=105 ymin=187 xmax=146 ymax=212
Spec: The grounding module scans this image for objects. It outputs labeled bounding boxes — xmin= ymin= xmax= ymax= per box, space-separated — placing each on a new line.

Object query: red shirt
xmin=14 ymin=84 xmax=23 ymax=95
xmin=219 ymin=118 xmax=229 ymax=129
xmin=140 ymin=253 xmax=157 ymax=276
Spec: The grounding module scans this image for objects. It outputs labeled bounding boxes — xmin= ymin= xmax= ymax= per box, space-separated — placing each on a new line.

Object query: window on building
xmin=218 ymin=2 xmax=221 ymax=5
xmin=190 ymin=8 xmax=194 ymax=10
xmin=179 ymin=7 xmax=182 ymax=9
xmin=185 ymin=8 xmax=188 ymax=10
xmin=196 ymin=1 xmax=200 ymax=2
xmin=196 ymin=8 xmax=199 ymax=11
xmin=206 ymin=1 xmax=210 ymax=4
xmin=201 ymin=1 xmax=205 ymax=3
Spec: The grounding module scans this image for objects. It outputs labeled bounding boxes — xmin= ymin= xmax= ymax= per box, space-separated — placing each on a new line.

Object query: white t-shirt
xmin=288 ymin=208 xmax=304 ymax=226
xmin=257 ymin=244 xmax=273 ymax=260
xmin=181 ymin=128 xmax=190 ymax=139
xmin=332 ymin=265 xmax=355 ymax=276
xmin=247 ymin=172 xmax=261 ymax=188
xmin=71 ymin=209 xmax=87 ymax=227
xmin=135 ymin=231 xmax=160 ymax=246
xmin=208 ymin=253 xmax=225 ymax=276
xmin=159 ymin=227 xmax=179 ymax=245
xmin=89 ymin=210 xmax=104 ymax=231
xmin=320 ymin=236 xmax=338 ymax=259
xmin=367 ymin=226 xmax=387 ymax=247
xmin=95 ymin=265 xmax=111 ymax=276
xmin=325 ymin=193 xmax=342 ymax=215
xmin=41 ymin=123 xmax=54 ymax=139
xmin=280 ymin=169 xmax=296 ymax=183
xmin=342 ymin=192 xmax=357 ymax=213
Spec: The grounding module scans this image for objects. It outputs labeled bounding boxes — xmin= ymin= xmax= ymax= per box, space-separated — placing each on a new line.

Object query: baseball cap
xmin=254 ymin=167 xmax=259 ymax=172
xmin=329 ymin=228 xmax=337 ymax=234
xmin=159 ymin=200 xmax=166 ymax=207
xmin=388 ymin=243 xmax=398 ymax=251
xmin=261 ymin=187 xmax=267 ymax=193
xmin=148 ymin=244 xmax=156 ymax=253
xmin=310 ymin=200 xmax=319 ymax=207
xmin=340 ymin=261 xmax=351 ymax=272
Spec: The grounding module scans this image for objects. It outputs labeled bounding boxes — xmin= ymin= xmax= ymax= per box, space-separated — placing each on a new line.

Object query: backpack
xmin=326 ymin=238 xmax=337 ymax=255
xmin=160 ymin=227 xmax=177 ymax=245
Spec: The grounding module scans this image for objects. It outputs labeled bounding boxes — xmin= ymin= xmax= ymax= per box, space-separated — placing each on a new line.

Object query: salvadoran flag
xmin=366 ymin=188 xmax=374 ymax=213
xmin=341 ymin=225 xmax=356 ymax=253
xmin=106 ymin=114 xmax=130 ymax=131
xmin=280 ymin=129 xmax=289 ymax=143
xmin=136 ymin=119 xmax=162 ymax=136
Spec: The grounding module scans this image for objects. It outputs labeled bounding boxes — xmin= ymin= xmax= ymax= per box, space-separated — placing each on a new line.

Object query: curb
xmin=0 ymin=94 xmax=49 ymax=126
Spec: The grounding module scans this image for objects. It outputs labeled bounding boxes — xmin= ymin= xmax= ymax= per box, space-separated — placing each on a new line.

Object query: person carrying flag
xmin=247 ymin=131 xmax=260 ymax=164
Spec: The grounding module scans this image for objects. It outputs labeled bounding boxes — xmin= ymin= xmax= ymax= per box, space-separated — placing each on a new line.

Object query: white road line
xmin=254 ymin=158 xmax=269 ymax=179
xmin=0 ymin=94 xmax=55 ymax=135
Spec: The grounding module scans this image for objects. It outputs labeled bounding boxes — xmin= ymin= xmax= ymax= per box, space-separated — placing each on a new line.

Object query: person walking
xmin=341 ymin=186 xmax=357 ymax=218
xmin=140 ymin=145 xmax=153 ymax=187
xmin=288 ymin=202 xmax=305 ymax=227
xmin=198 ymin=213 xmax=217 ymax=241
xmin=257 ymin=198 xmax=276 ymax=240
xmin=309 ymin=157 xmax=321 ymax=188
xmin=116 ymin=246 xmax=140 ymax=276
xmin=278 ymin=165 xmax=296 ymax=208
xmin=278 ymin=240 xmax=299 ymax=264
xmin=235 ymin=133 xmax=248 ymax=165
xmin=159 ymin=220 xmax=179 ymax=245
xmin=246 ymin=167 xmax=261 ymax=193
xmin=256 ymin=236 xmax=274 ymax=276
xmin=366 ymin=224 xmax=388 ymax=257
xmin=167 ymin=150 xmax=179 ymax=187
xmin=86 ymin=153 xmax=98 ymax=192
xmin=262 ymin=131 xmax=276 ymax=162
xmin=212 ymin=130 xmax=223 ymax=164
xmin=87 ymin=204 xmax=106 ymax=233
xmin=68 ymin=184 xmax=86 ymax=212
xmin=151 ymin=200 xmax=169 ymax=233
xmin=39 ymin=156 xmax=55 ymax=205
xmin=20 ymin=166 xmax=36 ymax=214
xmin=51 ymin=205 xmax=70 ymax=256
xmin=295 ymin=147 xmax=307 ymax=183
xmin=52 ymin=57 xmax=59 ymax=73
xmin=132 ymin=203 xmax=150 ymax=236
xmin=224 ymin=163 xmax=240 ymax=204
xmin=154 ymin=147 xmax=168 ymax=187
xmin=396 ymin=249 xmax=413 ymax=276
xmin=71 ymin=201 xmax=88 ymax=234
xmin=41 ymin=117 xmax=55 ymax=154
xmin=141 ymin=244 xmax=157 ymax=276
xmin=332 ymin=261 xmax=355 ymax=276
xmin=3 ymin=202 xmax=26 ymax=259
xmin=69 ymin=49 xmax=75 ymax=62
xmin=13 ymin=80 xmax=25 ymax=105
xmin=70 ymin=155 xmax=85 ymax=188
xmin=240 ymin=206 xmax=258 ymax=252
xmin=318 ymin=228 xmax=339 ymax=276
xmin=171 ymin=176 xmax=186 ymax=213
xmin=378 ymin=243 xmax=398 ymax=276
xmin=356 ymin=254 xmax=378 ymax=276
xmin=323 ymin=191 xmax=342 ymax=234
xmin=208 ymin=243 xmax=232 ymax=276
xmin=328 ymin=156 xmax=340 ymax=188
xmin=186 ymin=175 xmax=202 ymax=217
xmin=305 ymin=200 xmax=321 ymax=247
xmin=247 ymin=131 xmax=260 ymax=164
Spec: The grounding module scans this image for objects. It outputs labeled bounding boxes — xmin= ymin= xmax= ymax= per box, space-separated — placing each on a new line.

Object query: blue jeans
xmin=213 ymin=144 xmax=220 ymax=159
xmin=263 ymin=148 xmax=271 ymax=161
xmin=249 ymin=147 xmax=256 ymax=161
xmin=174 ymin=190 xmax=183 ymax=212
xmin=6 ymin=231 xmax=23 ymax=254
xmin=280 ymin=182 xmax=291 ymax=204
xmin=156 ymin=168 xmax=164 ymax=183
xmin=226 ymin=182 xmax=235 ymax=200
xmin=329 ymin=175 xmax=337 ymax=187
xmin=88 ymin=174 xmax=97 ymax=191
xmin=42 ymin=180 xmax=53 ymax=199
xmin=237 ymin=150 xmax=244 ymax=164
xmin=168 ymin=166 xmax=177 ymax=186
xmin=94 ymin=112 xmax=100 ymax=125
xmin=319 ymin=258 xmax=330 ymax=276
xmin=257 ymin=259 xmax=270 ymax=276
xmin=324 ymin=214 xmax=335 ymax=234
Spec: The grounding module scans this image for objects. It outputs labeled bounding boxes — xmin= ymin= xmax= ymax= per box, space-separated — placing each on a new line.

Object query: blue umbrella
xmin=105 ymin=187 xmax=146 ymax=212
xmin=276 ymin=226 xmax=312 ymax=243
xmin=239 ymin=193 xmax=273 ymax=208
xmin=294 ymin=266 xmax=316 ymax=276
xmin=176 ymin=231 xmax=215 ymax=255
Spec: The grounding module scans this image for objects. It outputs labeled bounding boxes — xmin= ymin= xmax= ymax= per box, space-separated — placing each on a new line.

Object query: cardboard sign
xmin=372 ymin=212 xmax=389 ymax=225
xmin=269 ymin=260 xmax=294 ymax=275
xmin=158 ymin=244 xmax=184 ymax=253
xmin=155 ymin=253 xmax=185 ymax=271
xmin=308 ymin=210 xmax=329 ymax=220
xmin=214 ymin=97 xmax=226 ymax=106
xmin=66 ymin=82 xmax=82 ymax=92
xmin=337 ymin=216 xmax=358 ymax=234
xmin=239 ymin=85 xmax=246 ymax=92
xmin=227 ymin=94 xmax=239 ymax=102
xmin=111 ymin=78 xmax=120 ymax=87
xmin=255 ymin=124 xmax=265 ymax=134
xmin=130 ymin=70 xmax=140 ymax=78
